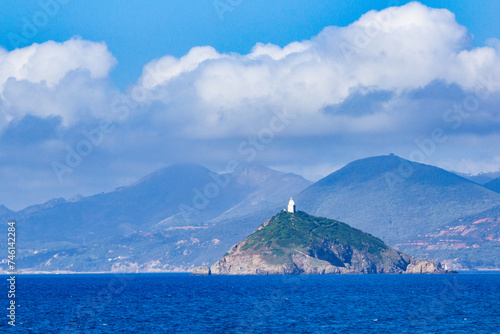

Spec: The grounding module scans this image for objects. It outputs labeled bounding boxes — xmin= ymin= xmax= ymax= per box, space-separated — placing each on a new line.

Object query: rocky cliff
xmin=208 ymin=211 xmax=444 ymax=275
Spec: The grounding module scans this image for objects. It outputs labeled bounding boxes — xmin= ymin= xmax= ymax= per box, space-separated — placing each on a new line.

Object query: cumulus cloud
xmin=1 ymin=2 xmax=498 ymax=137
xmin=0 ymin=38 xmax=117 ymax=126
xmin=2 ymin=71 xmax=117 ymax=126
xmin=136 ymin=2 xmax=500 ymax=138
xmin=138 ymin=46 xmax=222 ymax=90
xmin=0 ymin=38 xmax=116 ymax=91
xmin=1 ymin=2 xmax=500 ymax=210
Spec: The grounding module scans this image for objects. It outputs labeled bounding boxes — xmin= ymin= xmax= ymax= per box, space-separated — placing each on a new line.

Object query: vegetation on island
xmin=242 ymin=210 xmax=388 ymax=255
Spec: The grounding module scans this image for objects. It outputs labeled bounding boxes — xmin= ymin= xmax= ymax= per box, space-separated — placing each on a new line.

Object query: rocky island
xmin=200 ymin=207 xmax=445 ymax=275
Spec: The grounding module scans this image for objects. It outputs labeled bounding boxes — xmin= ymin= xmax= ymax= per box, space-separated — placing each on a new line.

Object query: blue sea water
xmin=1 ymin=272 xmax=499 ymax=333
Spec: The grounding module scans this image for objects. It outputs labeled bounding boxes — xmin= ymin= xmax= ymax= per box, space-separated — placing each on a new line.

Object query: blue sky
xmin=1 ymin=0 xmax=498 ymax=88
xmin=0 ymin=1 xmax=499 ymax=210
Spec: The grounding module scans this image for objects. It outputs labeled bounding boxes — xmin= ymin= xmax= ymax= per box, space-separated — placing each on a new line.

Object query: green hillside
xmin=241 ymin=211 xmax=388 ymax=256
xmin=210 ymin=210 xmax=441 ymax=275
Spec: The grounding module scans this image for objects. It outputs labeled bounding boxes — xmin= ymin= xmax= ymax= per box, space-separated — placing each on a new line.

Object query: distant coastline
xmin=4 ymin=269 xmax=500 ymax=275
xmin=0 ymin=269 xmax=192 ymax=275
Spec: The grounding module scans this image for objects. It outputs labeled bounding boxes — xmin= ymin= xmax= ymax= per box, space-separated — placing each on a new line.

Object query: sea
xmin=1 ymin=272 xmax=499 ymax=333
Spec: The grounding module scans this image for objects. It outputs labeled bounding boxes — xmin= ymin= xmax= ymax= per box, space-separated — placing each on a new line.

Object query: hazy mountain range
xmin=456 ymin=171 xmax=500 ymax=185
xmin=0 ymin=165 xmax=312 ymax=272
xmin=295 ymin=155 xmax=500 ymax=269
xmin=1 ymin=155 xmax=499 ymax=272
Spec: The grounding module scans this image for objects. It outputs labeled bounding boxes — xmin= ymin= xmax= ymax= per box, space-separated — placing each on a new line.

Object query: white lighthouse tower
xmin=287 ymin=198 xmax=296 ymax=213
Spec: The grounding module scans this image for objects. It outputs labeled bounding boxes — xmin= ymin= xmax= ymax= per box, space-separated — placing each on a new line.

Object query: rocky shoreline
xmin=193 ymin=211 xmax=452 ymax=275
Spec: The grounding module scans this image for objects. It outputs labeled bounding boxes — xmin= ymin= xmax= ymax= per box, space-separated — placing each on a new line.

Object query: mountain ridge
xmin=455 ymin=171 xmax=500 ymax=185
xmin=485 ymin=178 xmax=500 ymax=194
xmin=296 ymin=155 xmax=500 ymax=245
xmin=2 ymin=155 xmax=499 ymax=273
xmin=0 ymin=164 xmax=312 ymax=273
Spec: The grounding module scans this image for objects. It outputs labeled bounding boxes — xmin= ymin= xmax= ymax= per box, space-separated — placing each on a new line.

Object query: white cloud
xmin=438 ymin=155 xmax=500 ymax=175
xmin=0 ymin=38 xmax=116 ymax=91
xmin=1 ymin=2 xmax=500 ymax=210
xmin=135 ymin=2 xmax=500 ymax=138
xmin=138 ymin=46 xmax=222 ymax=90
xmin=2 ymin=72 xmax=116 ymax=126
xmin=0 ymin=38 xmax=117 ymax=126
xmin=1 ymin=2 xmax=498 ymax=136
xmin=249 ymin=41 xmax=312 ymax=60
